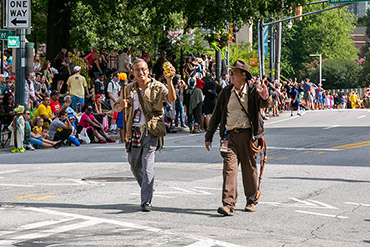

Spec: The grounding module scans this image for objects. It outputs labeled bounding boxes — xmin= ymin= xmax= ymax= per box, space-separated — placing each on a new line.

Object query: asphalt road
xmin=0 ymin=109 xmax=369 ymax=246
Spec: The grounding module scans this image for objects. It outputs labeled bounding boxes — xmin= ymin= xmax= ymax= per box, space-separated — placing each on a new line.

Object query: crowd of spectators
xmin=1 ymin=46 xmax=370 ymax=152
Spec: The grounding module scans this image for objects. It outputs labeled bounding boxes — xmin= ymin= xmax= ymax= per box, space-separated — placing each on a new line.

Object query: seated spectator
xmin=92 ymin=94 xmax=109 ymax=131
xmin=48 ymin=111 xmax=72 ymax=147
xmin=67 ymin=115 xmax=80 ymax=146
xmin=77 ymin=105 xmax=114 ymax=143
xmin=0 ymin=92 xmax=16 ymax=127
xmin=24 ymin=109 xmax=59 ymax=149
xmin=63 ymin=95 xmax=77 ymax=117
xmin=32 ymin=117 xmax=49 ymax=140
xmin=50 ymin=91 xmax=70 ymax=116
xmin=33 ymin=95 xmax=54 ymax=128
xmin=94 ymin=73 xmax=105 ymax=95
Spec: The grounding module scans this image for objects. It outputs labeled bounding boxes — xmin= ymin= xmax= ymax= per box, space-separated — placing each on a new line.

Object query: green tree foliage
xmin=30 ymin=0 xmax=307 ymax=58
xmin=281 ymin=4 xmax=359 ymax=79
xmin=306 ymin=59 xmax=361 ymax=89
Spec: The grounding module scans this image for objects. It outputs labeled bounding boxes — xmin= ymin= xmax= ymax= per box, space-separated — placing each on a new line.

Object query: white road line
xmin=0 ymin=184 xmax=34 ymax=187
xmin=18 ymin=218 xmax=75 ymax=230
xmin=186 ymin=237 xmax=244 ymax=247
xmin=264 ymin=115 xmax=300 ymax=125
xmin=295 ymin=210 xmax=348 ymax=219
xmin=323 ymin=125 xmax=340 ymax=130
xmin=358 ymin=115 xmax=366 ymax=119
xmin=11 ymin=220 xmax=100 ymax=242
xmin=0 ymin=170 xmax=20 ymax=175
xmin=345 ymin=202 xmax=370 ymax=207
xmin=23 ymin=207 xmax=162 ymax=232
xmin=185 ymin=240 xmax=216 ymax=247
xmin=194 ymin=186 xmax=222 ymax=191
xmin=16 ymin=207 xmax=243 ymax=247
xmin=306 ymin=200 xmax=338 ymax=209
xmin=0 ymin=231 xmax=16 ymax=237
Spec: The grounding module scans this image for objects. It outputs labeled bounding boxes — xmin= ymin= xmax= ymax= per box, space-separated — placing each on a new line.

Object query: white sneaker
xmin=25 ymin=144 xmax=35 ymax=151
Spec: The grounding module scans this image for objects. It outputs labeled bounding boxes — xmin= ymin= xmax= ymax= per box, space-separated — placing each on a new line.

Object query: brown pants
xmin=220 ymin=129 xmax=258 ymax=210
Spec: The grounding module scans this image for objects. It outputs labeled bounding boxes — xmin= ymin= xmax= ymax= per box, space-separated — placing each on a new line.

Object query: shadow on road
xmin=1 ymin=202 xmax=221 ymax=217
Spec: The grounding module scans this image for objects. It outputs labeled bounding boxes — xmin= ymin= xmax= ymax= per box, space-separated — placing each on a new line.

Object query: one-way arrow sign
xmin=6 ymin=0 xmax=31 ymax=29
xmin=11 ymin=18 xmax=27 ymax=26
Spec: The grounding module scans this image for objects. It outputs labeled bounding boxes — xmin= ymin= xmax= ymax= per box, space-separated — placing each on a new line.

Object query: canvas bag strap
xmin=234 ymin=89 xmax=251 ymax=120
xmin=134 ymin=82 xmax=149 ymax=123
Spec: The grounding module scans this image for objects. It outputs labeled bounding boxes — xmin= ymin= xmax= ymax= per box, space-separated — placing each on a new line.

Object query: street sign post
xmin=8 ymin=36 xmax=19 ymax=48
xmin=6 ymin=0 xmax=31 ymax=29
xmin=328 ymin=0 xmax=368 ymax=4
xmin=0 ymin=29 xmax=16 ymax=40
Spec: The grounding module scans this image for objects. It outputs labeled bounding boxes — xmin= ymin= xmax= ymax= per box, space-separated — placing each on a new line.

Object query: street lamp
xmin=286 ymin=19 xmax=293 ymax=29
xmin=310 ymin=54 xmax=322 ymax=86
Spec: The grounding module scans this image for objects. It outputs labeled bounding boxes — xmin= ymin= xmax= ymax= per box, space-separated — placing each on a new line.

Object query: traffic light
xmin=295 ymin=5 xmax=303 ymax=21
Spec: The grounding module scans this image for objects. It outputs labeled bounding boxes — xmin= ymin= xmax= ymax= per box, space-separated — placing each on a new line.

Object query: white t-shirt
xmin=132 ymin=90 xmax=146 ymax=127
xmin=107 ymin=79 xmax=121 ymax=102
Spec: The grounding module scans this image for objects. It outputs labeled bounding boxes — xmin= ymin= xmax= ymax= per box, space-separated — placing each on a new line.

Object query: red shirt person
xmin=49 ymin=91 xmax=70 ymax=116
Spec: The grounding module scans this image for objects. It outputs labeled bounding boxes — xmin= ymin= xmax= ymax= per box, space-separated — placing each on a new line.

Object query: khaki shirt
xmin=226 ymin=84 xmax=251 ymax=130
xmin=120 ymin=79 xmax=168 ymax=139
xmin=66 ymin=74 xmax=87 ymax=98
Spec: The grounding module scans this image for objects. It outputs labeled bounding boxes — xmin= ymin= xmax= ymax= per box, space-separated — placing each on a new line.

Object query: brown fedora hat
xmin=228 ymin=59 xmax=252 ymax=80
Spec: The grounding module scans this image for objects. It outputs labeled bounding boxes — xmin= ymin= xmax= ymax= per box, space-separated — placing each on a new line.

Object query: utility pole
xmin=269 ymin=15 xmax=274 ymax=80
xmin=275 ymin=12 xmax=282 ymax=82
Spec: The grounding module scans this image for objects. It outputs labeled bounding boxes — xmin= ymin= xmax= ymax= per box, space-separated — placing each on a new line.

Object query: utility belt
xmin=229 ymin=128 xmax=251 ymax=133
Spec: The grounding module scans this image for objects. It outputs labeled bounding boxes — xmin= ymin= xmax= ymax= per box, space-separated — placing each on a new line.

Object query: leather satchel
xmin=135 ymin=85 xmax=167 ymax=137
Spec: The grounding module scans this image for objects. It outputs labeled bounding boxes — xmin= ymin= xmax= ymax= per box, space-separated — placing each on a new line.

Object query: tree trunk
xmin=46 ymin=0 xmax=71 ymax=62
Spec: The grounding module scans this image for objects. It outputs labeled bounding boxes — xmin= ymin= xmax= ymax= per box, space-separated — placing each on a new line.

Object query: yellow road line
xmin=30 ymin=195 xmax=57 ymax=201
xmin=302 ymin=151 xmax=312 ymax=154
xmin=341 ymin=143 xmax=370 ymax=150
xmin=276 ymin=158 xmax=287 ymax=160
xmin=315 ymin=152 xmax=326 ymax=154
xmin=216 ymin=164 xmax=223 ymax=167
xmin=266 ymin=157 xmax=275 ymax=160
xmin=13 ymin=194 xmax=37 ymax=199
xmin=329 ymin=140 xmax=370 ymax=149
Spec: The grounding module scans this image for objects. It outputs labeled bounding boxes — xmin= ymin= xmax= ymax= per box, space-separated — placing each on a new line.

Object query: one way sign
xmin=6 ymin=0 xmax=30 ymax=29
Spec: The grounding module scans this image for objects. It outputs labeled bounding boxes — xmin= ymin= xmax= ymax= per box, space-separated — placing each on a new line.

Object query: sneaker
xmin=119 ymin=139 xmax=125 ymax=144
xmin=297 ymin=113 xmax=301 ymax=116
xmin=141 ymin=203 xmax=151 ymax=212
xmin=53 ymin=140 xmax=63 ymax=149
xmin=98 ymin=139 xmax=106 ymax=144
xmin=25 ymin=144 xmax=35 ymax=151
xmin=245 ymin=203 xmax=256 ymax=212
xmin=106 ymin=138 xmax=115 ymax=143
xmin=217 ymin=206 xmax=233 ymax=216
xmin=11 ymin=148 xmax=19 ymax=153
xmin=291 ymin=113 xmax=293 ymax=116
xmin=19 ymin=147 xmax=25 ymax=153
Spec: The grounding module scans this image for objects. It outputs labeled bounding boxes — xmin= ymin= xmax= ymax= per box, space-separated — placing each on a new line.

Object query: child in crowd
xmin=9 ymin=105 xmax=25 ymax=153
xmin=67 ymin=115 xmax=80 ymax=146
xmin=33 ymin=117 xmax=49 ymax=139
xmin=4 ymin=79 xmax=14 ymax=94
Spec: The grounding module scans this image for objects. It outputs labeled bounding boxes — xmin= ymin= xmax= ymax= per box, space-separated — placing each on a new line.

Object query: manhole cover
xmin=81 ymin=177 xmax=136 ymax=182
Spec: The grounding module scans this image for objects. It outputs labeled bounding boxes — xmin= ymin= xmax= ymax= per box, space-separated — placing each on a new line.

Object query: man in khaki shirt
xmin=205 ymin=60 xmax=270 ymax=216
xmin=114 ymin=59 xmax=176 ymax=212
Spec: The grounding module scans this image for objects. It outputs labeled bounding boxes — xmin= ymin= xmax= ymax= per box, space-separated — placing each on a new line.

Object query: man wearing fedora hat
xmin=205 ymin=59 xmax=270 ymax=216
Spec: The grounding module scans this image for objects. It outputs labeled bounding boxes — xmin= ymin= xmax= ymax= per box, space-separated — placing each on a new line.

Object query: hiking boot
xmin=217 ymin=206 xmax=233 ymax=216
xmin=245 ymin=203 xmax=256 ymax=212
xmin=141 ymin=203 xmax=151 ymax=212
